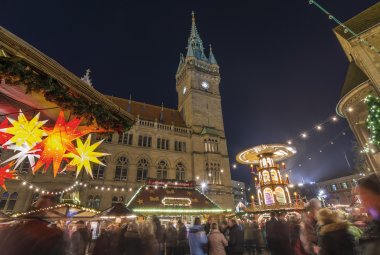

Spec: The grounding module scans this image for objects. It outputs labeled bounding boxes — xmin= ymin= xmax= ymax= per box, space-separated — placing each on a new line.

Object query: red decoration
xmin=33 ymin=111 xmax=94 ymax=176
xmin=0 ymin=162 xmax=16 ymax=190
xmin=0 ymin=118 xmax=13 ymax=146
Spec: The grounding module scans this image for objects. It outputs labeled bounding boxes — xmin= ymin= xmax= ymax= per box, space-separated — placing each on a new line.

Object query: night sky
xmin=1 ymin=0 xmax=378 ymax=185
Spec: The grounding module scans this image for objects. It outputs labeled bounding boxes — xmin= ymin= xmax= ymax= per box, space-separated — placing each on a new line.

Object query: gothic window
xmin=204 ymin=139 xmax=218 ymax=153
xmin=156 ymin=160 xmax=168 ymax=180
xmin=118 ymin=132 xmax=133 ymax=145
xmin=175 ymin=141 xmax=186 ymax=152
xmin=206 ymin=162 xmax=222 ymax=185
xmin=87 ymin=195 xmax=94 ymax=208
xmin=157 ymin=138 xmax=169 ymax=150
xmin=137 ymin=158 xmax=149 ymax=182
xmin=114 ymin=156 xmax=129 ymax=181
xmin=94 ymin=195 xmax=101 ymax=209
xmin=19 ymin=160 xmax=31 ymax=174
xmin=0 ymin=192 xmax=9 ymax=210
xmin=93 ymin=157 xmax=106 ymax=180
xmin=6 ymin=192 xmax=18 ymax=212
xmin=138 ymin=135 xmax=152 ymax=147
xmin=175 ymin=162 xmax=185 ymax=181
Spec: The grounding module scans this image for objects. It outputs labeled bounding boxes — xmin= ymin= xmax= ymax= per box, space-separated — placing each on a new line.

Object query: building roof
xmin=126 ymin=184 xmax=224 ymax=214
xmin=340 ymin=62 xmax=369 ymax=99
xmin=334 ymin=2 xmax=380 ymax=40
xmin=107 ymin=95 xmax=187 ymax=128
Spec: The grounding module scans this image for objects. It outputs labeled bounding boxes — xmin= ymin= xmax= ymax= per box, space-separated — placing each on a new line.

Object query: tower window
xmin=206 ymin=162 xmax=222 ymax=185
xmin=175 ymin=141 xmax=186 ymax=152
xmin=157 ymin=138 xmax=169 ymax=150
xmin=114 ymin=156 xmax=129 ymax=181
xmin=137 ymin=158 xmax=149 ymax=182
xmin=176 ymin=162 xmax=186 ymax=181
xmin=204 ymin=139 xmax=218 ymax=153
xmin=156 ymin=160 xmax=168 ymax=180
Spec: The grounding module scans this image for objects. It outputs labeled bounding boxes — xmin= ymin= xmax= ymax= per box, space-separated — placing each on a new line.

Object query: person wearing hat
xmin=317 ymin=208 xmax=355 ymax=255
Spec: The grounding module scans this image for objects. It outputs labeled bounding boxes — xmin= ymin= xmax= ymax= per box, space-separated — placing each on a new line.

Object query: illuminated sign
xmin=146 ymin=179 xmax=195 ymax=188
xmin=162 ymin=197 xmax=192 ymax=207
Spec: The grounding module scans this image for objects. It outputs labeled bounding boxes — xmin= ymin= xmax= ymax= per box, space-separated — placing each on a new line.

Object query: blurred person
xmin=0 ymin=195 xmax=65 ymax=255
xmin=139 ymin=220 xmax=159 ymax=255
xmin=266 ymin=212 xmax=282 ymax=255
xmin=289 ymin=215 xmax=307 ymax=255
xmin=92 ymin=227 xmax=111 ymax=255
xmin=71 ymin=220 xmax=90 ymax=255
xmin=277 ymin=212 xmax=291 ymax=255
xmin=228 ymin=218 xmax=244 ymax=255
xmin=204 ymin=216 xmax=214 ymax=235
xmin=252 ymin=221 xmax=263 ymax=255
xmin=243 ymin=221 xmax=255 ymax=255
xmin=120 ymin=221 xmax=142 ymax=255
xmin=164 ymin=221 xmax=178 ymax=255
xmin=188 ymin=217 xmax=208 ymax=255
xmin=152 ymin=216 xmax=164 ymax=255
xmin=208 ymin=222 xmax=228 ymax=255
xmin=300 ymin=198 xmax=321 ymax=254
xmin=357 ymin=173 xmax=380 ymax=255
xmin=220 ymin=220 xmax=230 ymax=240
xmin=177 ymin=219 xmax=188 ymax=255
xmin=317 ymin=208 xmax=355 ymax=255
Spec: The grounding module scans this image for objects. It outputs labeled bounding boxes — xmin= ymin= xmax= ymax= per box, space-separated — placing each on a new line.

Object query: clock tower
xmin=176 ymin=12 xmax=223 ymax=133
xmin=175 ymin=12 xmax=233 ymax=210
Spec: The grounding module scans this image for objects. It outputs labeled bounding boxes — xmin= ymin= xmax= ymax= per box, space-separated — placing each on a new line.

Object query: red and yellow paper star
xmin=0 ymin=162 xmax=16 ymax=190
xmin=33 ymin=111 xmax=94 ymax=176
xmin=0 ymin=118 xmax=13 ymax=146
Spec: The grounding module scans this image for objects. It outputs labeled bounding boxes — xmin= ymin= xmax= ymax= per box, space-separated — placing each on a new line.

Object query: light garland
xmin=362 ymin=94 xmax=380 ymax=152
xmin=309 ymin=0 xmax=380 ymax=56
xmin=132 ymin=208 xmax=230 ymax=214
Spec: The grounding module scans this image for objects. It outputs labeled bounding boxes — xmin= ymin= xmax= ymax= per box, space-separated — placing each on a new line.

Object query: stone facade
xmin=0 ymin=14 xmax=234 ymax=214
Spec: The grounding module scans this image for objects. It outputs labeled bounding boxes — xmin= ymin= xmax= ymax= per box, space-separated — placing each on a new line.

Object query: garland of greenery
xmin=0 ymin=56 xmax=132 ymax=131
xmin=365 ymin=94 xmax=380 ymax=150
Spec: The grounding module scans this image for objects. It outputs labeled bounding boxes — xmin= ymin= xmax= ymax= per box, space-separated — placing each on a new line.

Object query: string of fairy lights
xmin=308 ymin=0 xmax=380 ymax=56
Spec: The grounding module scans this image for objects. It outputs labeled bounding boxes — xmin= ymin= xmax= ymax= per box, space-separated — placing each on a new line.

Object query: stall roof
xmin=11 ymin=203 xmax=99 ymax=220
xmin=96 ymin=203 xmax=133 ymax=219
xmin=126 ymin=185 xmax=228 ymax=215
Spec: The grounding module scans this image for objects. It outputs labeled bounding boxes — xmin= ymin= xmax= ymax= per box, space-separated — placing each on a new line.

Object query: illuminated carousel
xmin=236 ymin=144 xmax=304 ymax=213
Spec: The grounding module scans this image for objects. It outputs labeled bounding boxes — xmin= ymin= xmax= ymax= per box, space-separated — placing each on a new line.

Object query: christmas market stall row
xmin=0 ymin=25 xmax=135 ymax=217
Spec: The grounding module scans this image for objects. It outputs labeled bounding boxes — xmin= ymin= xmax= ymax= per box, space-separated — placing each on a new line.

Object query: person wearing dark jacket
xmin=357 ymin=173 xmax=380 ymax=255
xmin=228 ymin=219 xmax=244 ymax=255
xmin=277 ymin=213 xmax=291 ymax=255
xmin=119 ymin=222 xmax=143 ymax=255
xmin=317 ymin=208 xmax=355 ymax=255
xmin=265 ymin=212 xmax=282 ymax=255
xmin=152 ymin=216 xmax=164 ymax=255
xmin=71 ymin=220 xmax=90 ymax=255
xmin=92 ymin=228 xmax=111 ymax=255
xmin=164 ymin=222 xmax=178 ymax=255
xmin=177 ymin=219 xmax=188 ymax=254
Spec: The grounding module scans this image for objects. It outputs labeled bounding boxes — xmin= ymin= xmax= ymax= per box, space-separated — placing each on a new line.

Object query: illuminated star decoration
xmin=0 ymin=162 xmax=16 ymax=190
xmin=0 ymin=118 xmax=13 ymax=146
xmin=2 ymin=143 xmax=40 ymax=170
xmin=33 ymin=111 xmax=94 ymax=177
xmin=64 ymin=134 xmax=109 ymax=178
xmin=2 ymin=111 xmax=47 ymax=147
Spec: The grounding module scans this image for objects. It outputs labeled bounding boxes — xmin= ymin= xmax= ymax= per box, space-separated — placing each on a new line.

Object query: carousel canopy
xmin=126 ymin=181 xmax=228 ymax=215
xmin=11 ymin=203 xmax=99 ymax=220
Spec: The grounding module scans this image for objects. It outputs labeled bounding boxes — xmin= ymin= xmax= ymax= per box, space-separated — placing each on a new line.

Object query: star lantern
xmin=64 ymin=134 xmax=109 ymax=178
xmin=2 ymin=111 xmax=47 ymax=147
xmin=33 ymin=111 xmax=95 ymax=176
xmin=0 ymin=162 xmax=16 ymax=190
xmin=2 ymin=143 xmax=40 ymax=170
xmin=0 ymin=118 xmax=13 ymax=146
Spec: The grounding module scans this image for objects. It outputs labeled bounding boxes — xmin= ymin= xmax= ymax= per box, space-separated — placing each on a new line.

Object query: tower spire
xmin=186 ymin=11 xmax=207 ymax=61
xmin=208 ymin=44 xmax=218 ymax=65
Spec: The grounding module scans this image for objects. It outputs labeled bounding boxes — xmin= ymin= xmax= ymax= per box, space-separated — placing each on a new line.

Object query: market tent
xmin=12 ymin=203 xmax=99 ymax=220
xmin=95 ymin=203 xmax=134 ymax=219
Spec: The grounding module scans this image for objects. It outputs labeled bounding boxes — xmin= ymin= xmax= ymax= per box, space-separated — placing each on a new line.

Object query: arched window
xmin=6 ymin=192 xmax=18 ymax=212
xmin=93 ymin=157 xmax=107 ymax=180
xmin=156 ymin=160 xmax=168 ymax=180
xmin=263 ymin=188 xmax=275 ymax=205
xmin=94 ymin=196 xmax=101 ymax=209
xmin=0 ymin=192 xmax=9 ymax=210
xmin=207 ymin=162 xmax=222 ymax=185
xmin=275 ymin=187 xmax=286 ymax=204
xmin=270 ymin=170 xmax=278 ymax=182
xmin=262 ymin=171 xmax=270 ymax=183
xmin=115 ymin=156 xmax=129 ymax=181
xmin=137 ymin=158 xmax=148 ymax=182
xmin=87 ymin=195 xmax=94 ymax=208
xmin=175 ymin=162 xmax=185 ymax=181
xmin=112 ymin=196 xmax=118 ymax=206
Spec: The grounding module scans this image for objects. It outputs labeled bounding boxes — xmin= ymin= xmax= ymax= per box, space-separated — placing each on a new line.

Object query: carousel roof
xmin=11 ymin=203 xmax=99 ymax=220
xmin=236 ymin=144 xmax=297 ymax=165
xmin=126 ymin=185 xmax=226 ymax=215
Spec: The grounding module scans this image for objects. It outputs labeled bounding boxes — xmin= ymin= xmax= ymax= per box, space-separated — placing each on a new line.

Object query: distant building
xmin=335 ymin=3 xmax=380 ymax=174
xmin=231 ymin=180 xmax=247 ymax=210
xmin=316 ymin=174 xmax=362 ymax=206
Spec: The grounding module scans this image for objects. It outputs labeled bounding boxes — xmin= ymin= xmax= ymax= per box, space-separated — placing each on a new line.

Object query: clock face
xmin=201 ymin=81 xmax=209 ymax=90
xmin=182 ymin=86 xmax=187 ymax=95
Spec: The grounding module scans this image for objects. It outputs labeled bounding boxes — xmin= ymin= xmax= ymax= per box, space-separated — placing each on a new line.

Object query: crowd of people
xmin=0 ymin=173 xmax=379 ymax=255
